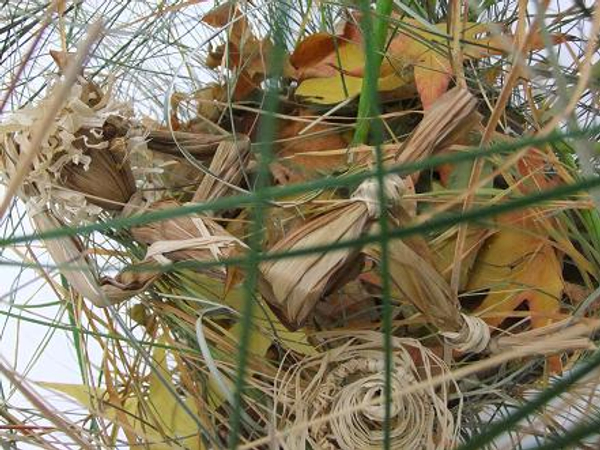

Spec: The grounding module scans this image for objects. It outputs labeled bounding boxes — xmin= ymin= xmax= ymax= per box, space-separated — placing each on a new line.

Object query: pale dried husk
xmin=259 ymin=175 xmax=407 ymax=330
xmin=275 ymin=331 xmax=461 ymax=450
xmin=192 ymin=136 xmax=250 ymax=204
xmin=0 ymin=76 xmax=140 ymax=223
xmin=259 ymin=202 xmax=368 ymax=330
xmin=30 ymin=207 xmax=154 ymax=306
xmin=394 ymin=87 xmax=479 ymax=167
xmin=131 ymin=199 xmax=246 ymax=278
xmin=367 ymin=229 xmax=490 ymax=353
xmin=366 ymin=236 xmax=464 ymax=333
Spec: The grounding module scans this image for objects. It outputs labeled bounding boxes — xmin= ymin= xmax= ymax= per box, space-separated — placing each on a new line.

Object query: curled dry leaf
xmin=131 ymin=199 xmax=246 ymax=279
xmin=259 ymin=202 xmax=368 ymax=330
xmin=0 ymin=77 xmax=140 ymax=223
xmin=259 ymin=175 xmax=406 ymax=330
xmin=202 ymin=0 xmax=292 ymax=100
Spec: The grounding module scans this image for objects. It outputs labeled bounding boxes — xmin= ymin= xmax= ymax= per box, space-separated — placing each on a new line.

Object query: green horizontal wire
xmin=5 ymin=175 xmax=599 ymax=276
xmin=1 ymin=126 xmax=599 ymax=249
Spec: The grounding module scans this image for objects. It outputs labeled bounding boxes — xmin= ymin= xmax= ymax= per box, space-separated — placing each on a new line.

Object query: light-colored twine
xmin=275 ymin=332 xmax=460 ymax=450
xmin=350 ymin=174 xmax=406 ymax=218
xmin=442 ymin=314 xmax=490 ymax=354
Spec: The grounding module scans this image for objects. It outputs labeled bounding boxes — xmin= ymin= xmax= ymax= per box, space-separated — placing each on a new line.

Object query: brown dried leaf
xmin=259 ymin=203 xmax=368 ymax=330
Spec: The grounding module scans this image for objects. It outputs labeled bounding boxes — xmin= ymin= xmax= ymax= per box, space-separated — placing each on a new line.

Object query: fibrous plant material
xmin=275 ymin=332 xmax=460 ymax=450
xmin=259 ymin=174 xmax=406 ymax=329
xmin=0 ymin=76 xmax=142 ymax=223
xmin=1 ymin=1 xmax=600 ymax=449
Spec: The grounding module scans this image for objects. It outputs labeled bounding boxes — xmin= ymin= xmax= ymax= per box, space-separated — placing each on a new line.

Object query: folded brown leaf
xmin=395 ymin=87 xmax=479 ymax=166
xmin=259 ymin=175 xmax=407 ymax=330
xmin=131 ymin=199 xmax=246 ymax=278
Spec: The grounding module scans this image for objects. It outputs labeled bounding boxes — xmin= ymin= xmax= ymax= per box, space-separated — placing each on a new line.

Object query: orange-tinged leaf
xmin=273 ymin=116 xmax=349 ymax=182
xmin=413 ymin=52 xmax=452 ymax=109
xmin=467 ymin=213 xmax=564 ymax=331
xmin=517 ymin=147 xmax=562 ymax=193
xmin=292 ymin=38 xmax=365 ymax=80
xmin=290 ymin=33 xmax=338 ymax=75
xmin=201 ymin=1 xmax=233 ymax=26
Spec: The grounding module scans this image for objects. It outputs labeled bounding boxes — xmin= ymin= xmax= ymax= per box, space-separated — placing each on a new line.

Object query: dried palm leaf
xmin=30 ymin=207 xmax=152 ymax=306
xmin=192 ymin=136 xmax=250 ymax=204
xmin=368 ymin=232 xmax=490 ymax=353
xmin=259 ymin=175 xmax=407 ymax=330
xmin=58 ymin=135 xmax=136 ymax=211
xmin=395 ymin=87 xmax=479 ymax=166
xmin=131 ymin=199 xmax=246 ymax=280
xmin=0 ymin=76 xmax=139 ymax=222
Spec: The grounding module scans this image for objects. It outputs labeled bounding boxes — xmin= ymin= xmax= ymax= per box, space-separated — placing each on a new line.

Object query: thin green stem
xmin=354 ymin=0 xmax=394 ymax=145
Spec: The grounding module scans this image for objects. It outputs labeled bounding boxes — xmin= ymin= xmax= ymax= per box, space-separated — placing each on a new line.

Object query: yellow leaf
xmin=467 ymin=213 xmax=564 ymax=331
xmin=295 ymin=75 xmax=363 ymax=104
xmin=292 ymin=37 xmax=365 ymax=80
xmin=40 ymin=341 xmax=207 ymax=450
xmin=296 ymin=72 xmax=408 ymax=105
xmin=39 ymin=382 xmax=109 ymax=415
xmin=230 ymin=323 xmax=272 ymax=357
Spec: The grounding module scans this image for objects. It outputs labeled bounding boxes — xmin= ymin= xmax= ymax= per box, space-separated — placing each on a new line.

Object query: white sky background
xmin=0 ymin=2 xmax=215 ymax=447
xmin=0 ymin=0 xmax=599 ymax=448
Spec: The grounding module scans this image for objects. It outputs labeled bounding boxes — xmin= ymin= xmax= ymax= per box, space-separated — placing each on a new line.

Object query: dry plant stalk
xmin=259 ymin=175 xmax=407 ymax=330
xmin=275 ymin=332 xmax=460 ymax=450
xmin=192 ymin=136 xmax=250 ymax=203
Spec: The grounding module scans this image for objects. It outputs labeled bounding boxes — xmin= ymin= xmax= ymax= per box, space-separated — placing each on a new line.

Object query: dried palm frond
xmin=394 ymin=87 xmax=479 ymax=167
xmin=367 ymin=229 xmax=490 ymax=354
xmin=131 ymin=199 xmax=246 ymax=279
xmin=30 ymin=207 xmax=154 ymax=306
xmin=192 ymin=136 xmax=250 ymax=204
xmin=259 ymin=175 xmax=407 ymax=330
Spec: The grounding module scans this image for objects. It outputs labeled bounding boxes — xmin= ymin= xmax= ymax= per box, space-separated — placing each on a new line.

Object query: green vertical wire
xmin=227 ymin=3 xmax=287 ymax=449
xmin=356 ymin=1 xmax=394 ymax=449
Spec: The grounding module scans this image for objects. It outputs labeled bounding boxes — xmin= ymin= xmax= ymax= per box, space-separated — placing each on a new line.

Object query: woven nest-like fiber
xmin=275 ymin=332 xmax=461 ymax=450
